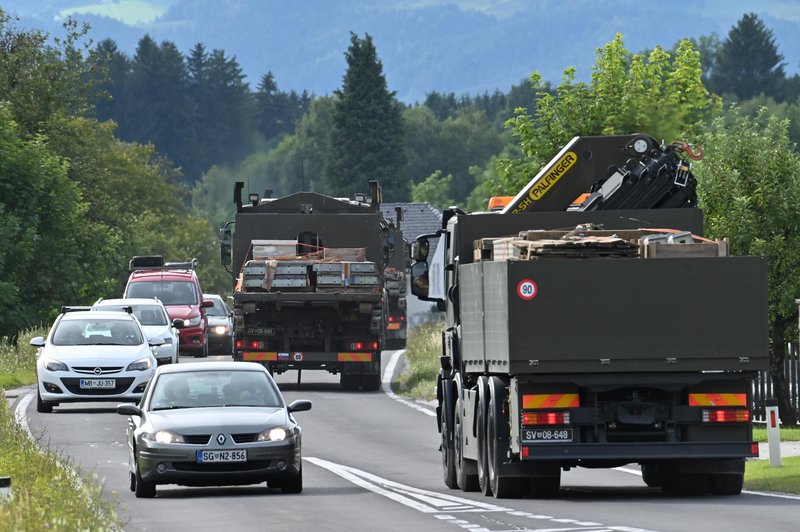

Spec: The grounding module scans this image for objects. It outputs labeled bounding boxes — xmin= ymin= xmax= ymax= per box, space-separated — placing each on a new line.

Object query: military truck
xmin=410 ymin=134 xmax=768 ymax=498
xmin=220 ymin=182 xmax=393 ymax=391
xmin=383 ymin=207 xmax=408 ymax=350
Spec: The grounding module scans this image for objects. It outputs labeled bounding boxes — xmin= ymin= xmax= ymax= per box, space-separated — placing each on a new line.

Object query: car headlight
xmin=43 ymin=357 xmax=68 ymax=372
xmin=212 ymin=325 xmax=229 ymax=335
xmin=162 ymin=337 xmax=173 ymax=345
xmin=257 ymin=427 xmax=289 ymax=442
xmin=185 ymin=315 xmax=202 ymax=327
xmin=144 ymin=430 xmax=185 ymax=444
xmin=126 ymin=357 xmax=153 ymax=371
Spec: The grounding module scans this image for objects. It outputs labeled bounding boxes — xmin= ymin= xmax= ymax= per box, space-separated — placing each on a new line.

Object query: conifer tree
xmin=326 ymin=32 xmax=408 ymax=200
xmin=710 ymin=13 xmax=785 ymax=100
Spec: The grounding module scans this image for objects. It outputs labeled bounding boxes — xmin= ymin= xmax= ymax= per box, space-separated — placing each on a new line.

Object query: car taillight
xmin=235 ymin=339 xmax=244 ymax=349
xmin=702 ymin=409 xmax=750 ymax=423
xmin=523 ymin=411 xmax=570 ymax=426
xmin=249 ymin=340 xmax=265 ymax=350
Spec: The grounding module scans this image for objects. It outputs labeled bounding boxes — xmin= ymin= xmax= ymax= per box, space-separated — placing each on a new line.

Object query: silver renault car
xmin=117 ymin=362 xmax=311 ymax=498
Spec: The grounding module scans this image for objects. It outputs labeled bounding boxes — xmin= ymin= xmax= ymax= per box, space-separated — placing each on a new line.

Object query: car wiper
xmin=152 ymin=405 xmax=191 ymax=411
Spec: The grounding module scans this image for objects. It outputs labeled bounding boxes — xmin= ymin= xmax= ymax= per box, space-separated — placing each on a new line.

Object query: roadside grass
xmin=0 ymin=327 xmax=44 ymax=389
xmin=0 ymin=393 xmax=125 ymax=530
xmin=394 ymin=321 xmax=442 ymax=401
xmin=745 ymin=456 xmax=800 ymax=494
xmin=753 ymin=425 xmax=800 ymax=442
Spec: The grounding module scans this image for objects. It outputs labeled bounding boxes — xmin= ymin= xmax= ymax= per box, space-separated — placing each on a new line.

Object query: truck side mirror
xmin=410 ymin=261 xmax=430 ymax=299
xmin=220 ymin=226 xmax=232 ymax=266
xmin=411 ymin=238 xmax=430 ymax=261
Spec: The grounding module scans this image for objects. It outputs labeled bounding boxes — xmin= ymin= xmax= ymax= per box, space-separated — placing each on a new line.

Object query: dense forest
xmin=3 ymin=9 xmax=800 ymax=420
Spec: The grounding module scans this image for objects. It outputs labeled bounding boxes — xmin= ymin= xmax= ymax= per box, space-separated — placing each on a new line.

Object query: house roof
xmin=380 ymin=202 xmax=443 ymax=241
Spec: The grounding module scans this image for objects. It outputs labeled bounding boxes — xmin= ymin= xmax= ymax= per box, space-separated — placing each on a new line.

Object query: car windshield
xmin=150 ymin=371 xmax=282 ymax=410
xmin=205 ymin=298 xmax=229 ymax=317
xmin=98 ymin=305 xmax=168 ymax=326
xmin=52 ymin=318 xmax=143 ymax=346
xmin=127 ymin=281 xmax=197 ymax=306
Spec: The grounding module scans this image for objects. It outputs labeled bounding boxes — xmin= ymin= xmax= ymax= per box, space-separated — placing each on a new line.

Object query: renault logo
xmin=217 ymin=434 xmax=226 ymax=445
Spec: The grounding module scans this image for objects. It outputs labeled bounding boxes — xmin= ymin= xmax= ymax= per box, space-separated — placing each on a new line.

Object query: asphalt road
xmin=12 ymin=351 xmax=800 ymax=532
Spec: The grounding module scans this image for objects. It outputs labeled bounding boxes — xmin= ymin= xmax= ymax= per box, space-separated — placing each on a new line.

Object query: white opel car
xmin=31 ymin=308 xmax=162 ymax=413
xmin=93 ymin=298 xmax=182 ymax=365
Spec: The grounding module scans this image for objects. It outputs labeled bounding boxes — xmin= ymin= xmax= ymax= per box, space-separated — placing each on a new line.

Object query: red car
xmin=124 ymin=257 xmax=213 ymax=358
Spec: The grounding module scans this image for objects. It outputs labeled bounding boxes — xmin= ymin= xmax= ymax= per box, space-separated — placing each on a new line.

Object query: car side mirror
xmin=411 ymin=238 xmax=430 ymax=261
xmin=117 ymin=403 xmax=143 ymax=417
xmin=30 ymin=337 xmax=45 ymax=347
xmin=410 ymin=261 xmax=430 ymax=299
xmin=172 ymin=318 xmax=185 ymax=328
xmin=288 ymin=399 xmax=312 ymax=413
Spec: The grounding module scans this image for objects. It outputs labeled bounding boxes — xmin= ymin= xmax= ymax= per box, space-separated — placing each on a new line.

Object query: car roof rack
xmin=60 ymin=306 xmax=93 ymax=314
xmin=129 ymin=255 xmax=197 ymax=272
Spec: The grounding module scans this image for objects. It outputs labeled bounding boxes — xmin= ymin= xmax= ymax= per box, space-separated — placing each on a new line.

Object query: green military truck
xmin=411 ymin=134 xmax=768 ymax=497
xmin=221 ymin=182 xmax=394 ymax=391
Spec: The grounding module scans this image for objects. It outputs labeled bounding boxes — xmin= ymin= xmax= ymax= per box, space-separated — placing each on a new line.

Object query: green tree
xmin=326 ymin=32 xmax=407 ymax=201
xmin=89 ymin=38 xmax=131 ymax=126
xmin=696 ymin=107 xmax=800 ymax=424
xmin=411 ymin=170 xmax=454 ymax=210
xmin=709 ymin=13 xmax=786 ymax=100
xmin=404 ymin=105 xmax=505 ymax=205
xmin=498 ymin=34 xmax=718 ymax=195
xmin=0 ymin=104 xmax=87 ymax=336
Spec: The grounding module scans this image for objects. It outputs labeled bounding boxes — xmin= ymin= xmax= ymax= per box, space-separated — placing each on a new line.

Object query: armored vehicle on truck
xmin=411 ymin=134 xmax=768 ymax=497
xmin=221 ymin=182 xmax=393 ymax=390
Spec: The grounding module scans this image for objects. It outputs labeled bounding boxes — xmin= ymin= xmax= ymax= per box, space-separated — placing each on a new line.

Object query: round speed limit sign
xmin=516 ymin=279 xmax=538 ymax=300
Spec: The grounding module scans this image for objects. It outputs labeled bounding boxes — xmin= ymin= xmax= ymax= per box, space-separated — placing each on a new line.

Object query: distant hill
xmin=3 ymin=0 xmax=800 ymax=103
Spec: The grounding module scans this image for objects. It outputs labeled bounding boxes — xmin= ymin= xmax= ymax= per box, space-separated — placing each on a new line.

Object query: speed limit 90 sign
xmin=516 ymin=279 xmax=538 ymax=300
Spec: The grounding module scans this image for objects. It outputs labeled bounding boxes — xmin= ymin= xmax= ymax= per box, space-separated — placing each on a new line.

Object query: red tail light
xmin=347 ymin=341 xmax=379 ymax=351
xmin=249 ymin=340 xmax=264 ymax=350
xmin=523 ymin=411 xmax=570 ymax=426
xmin=235 ymin=339 xmax=243 ymax=349
xmin=388 ymin=316 xmax=395 ymax=323
xmin=702 ymin=409 xmax=750 ymax=423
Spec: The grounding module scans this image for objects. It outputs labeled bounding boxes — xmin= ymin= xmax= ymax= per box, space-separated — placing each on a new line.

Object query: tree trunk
xmin=769 ymin=317 xmax=798 ymax=425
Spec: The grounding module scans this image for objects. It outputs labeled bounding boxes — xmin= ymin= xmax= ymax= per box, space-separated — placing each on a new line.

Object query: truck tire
xmin=476 ymin=376 xmax=491 ymax=496
xmin=527 ymin=461 xmax=561 ymax=498
xmin=362 ymin=373 xmax=381 ymax=391
xmin=487 ymin=395 xmax=527 ymax=498
xmin=441 ymin=406 xmax=458 ymax=489
xmin=454 ymin=398 xmax=479 ymax=491
xmin=641 ymin=463 xmax=661 ymax=488
xmin=340 ymin=373 xmax=358 ymax=390
xmin=529 ymin=474 xmax=560 ymax=498
xmin=709 ymin=472 xmax=743 ymax=495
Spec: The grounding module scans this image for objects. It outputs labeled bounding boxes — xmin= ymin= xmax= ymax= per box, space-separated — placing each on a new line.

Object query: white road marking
xmin=305 ymin=456 xmax=659 ymax=532
xmin=382 ymin=349 xmax=435 ymax=417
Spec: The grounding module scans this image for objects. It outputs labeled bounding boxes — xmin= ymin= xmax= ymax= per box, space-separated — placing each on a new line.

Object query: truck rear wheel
xmin=641 ymin=463 xmax=662 ymax=488
xmin=487 ymin=396 xmax=527 ymax=498
xmin=441 ymin=407 xmax=458 ymax=489
xmin=476 ymin=377 xmax=491 ymax=496
xmin=454 ymin=398 xmax=478 ymax=491
xmin=709 ymin=472 xmax=744 ymax=495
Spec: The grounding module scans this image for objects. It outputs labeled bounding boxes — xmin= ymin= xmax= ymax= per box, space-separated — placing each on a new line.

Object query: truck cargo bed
xmin=460 ymin=256 xmax=769 ymax=374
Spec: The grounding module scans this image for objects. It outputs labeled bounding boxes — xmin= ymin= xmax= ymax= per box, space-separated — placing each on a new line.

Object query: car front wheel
xmin=36 ymin=388 xmax=53 ymax=413
xmin=134 ymin=460 xmax=156 ymax=498
xmin=281 ymin=466 xmax=303 ymax=494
